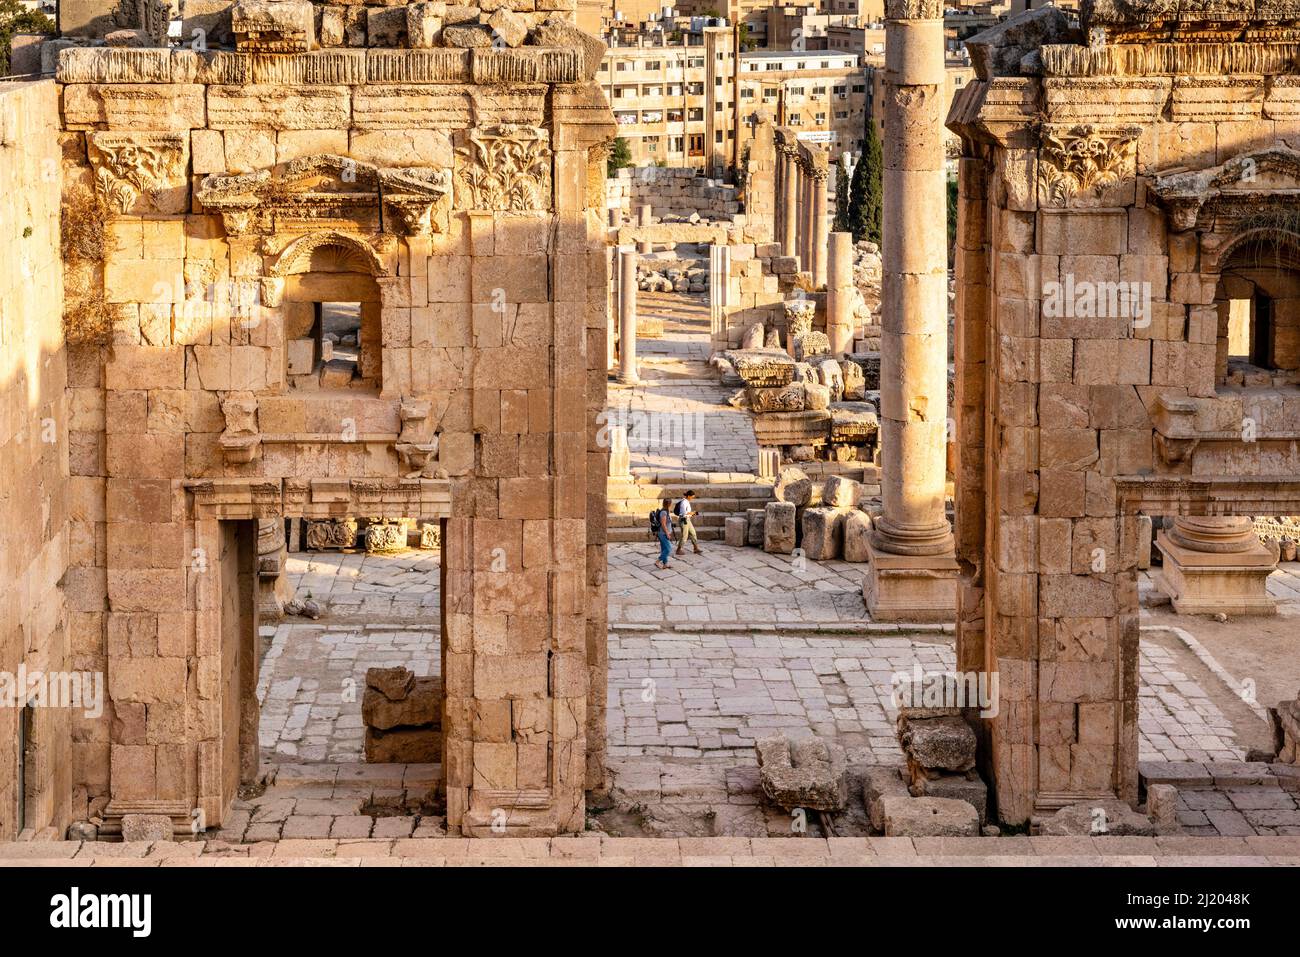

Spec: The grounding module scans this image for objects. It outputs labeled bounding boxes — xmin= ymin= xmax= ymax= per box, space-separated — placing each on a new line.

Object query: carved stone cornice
xmin=1149 ymin=146 xmax=1300 ymax=232
xmin=454 ymin=124 xmax=552 ymax=211
xmin=87 ymin=131 xmax=189 ymax=215
xmin=1037 ymin=123 xmax=1141 ymax=207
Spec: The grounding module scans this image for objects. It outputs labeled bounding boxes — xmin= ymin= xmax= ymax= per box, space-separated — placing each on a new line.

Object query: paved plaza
xmin=241 ymin=543 xmax=1300 ymax=840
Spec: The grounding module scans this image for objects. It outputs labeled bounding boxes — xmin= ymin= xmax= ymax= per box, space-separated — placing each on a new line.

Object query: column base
xmin=1154 ymin=531 xmax=1277 ymax=616
xmin=862 ymin=541 xmax=958 ymax=623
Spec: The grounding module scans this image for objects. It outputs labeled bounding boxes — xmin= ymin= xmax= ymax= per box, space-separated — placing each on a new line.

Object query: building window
xmin=815 ymin=112 xmax=826 ymax=124
xmin=646 ymin=60 xmax=661 ymax=70
xmin=715 ymin=130 xmax=724 ymax=143
xmin=789 ymin=114 xmax=801 ymax=125
xmin=688 ymin=133 xmax=705 ymax=156
xmin=688 ymin=107 xmax=704 ymax=121
xmin=670 ymin=135 xmax=685 ymax=152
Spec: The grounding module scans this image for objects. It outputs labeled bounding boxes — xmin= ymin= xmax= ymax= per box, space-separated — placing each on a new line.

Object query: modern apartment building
xmin=600 ymin=25 xmax=868 ymax=177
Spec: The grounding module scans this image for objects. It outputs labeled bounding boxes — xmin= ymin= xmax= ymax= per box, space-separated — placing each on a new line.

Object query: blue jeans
xmin=656 ymin=529 xmax=673 ymax=564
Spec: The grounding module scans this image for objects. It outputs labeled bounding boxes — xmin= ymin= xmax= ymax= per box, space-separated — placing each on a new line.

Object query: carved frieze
xmin=306 ymin=518 xmax=358 ymax=550
xmin=1037 ymin=124 xmax=1140 ymax=207
xmin=87 ymin=132 xmax=189 ymax=215
xmin=722 ymin=349 xmax=797 ymax=388
xmin=231 ymin=0 xmax=316 ymax=53
xmin=419 ymin=522 xmax=441 ymax=550
xmin=454 ymin=124 xmax=552 ymax=211
xmin=197 ymin=153 xmax=451 ymax=239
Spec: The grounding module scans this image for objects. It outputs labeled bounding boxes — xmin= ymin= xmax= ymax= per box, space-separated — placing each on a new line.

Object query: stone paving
xmin=251 ymin=543 xmax=1299 ymax=838
xmin=6 ymin=835 xmax=1300 ymax=866
xmin=608 ymin=291 xmax=759 ymax=476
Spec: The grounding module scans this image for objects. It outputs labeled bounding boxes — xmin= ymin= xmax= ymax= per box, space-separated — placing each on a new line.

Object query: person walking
xmin=653 ymin=497 xmax=674 ymax=569
xmin=675 ymin=490 xmax=702 ymax=556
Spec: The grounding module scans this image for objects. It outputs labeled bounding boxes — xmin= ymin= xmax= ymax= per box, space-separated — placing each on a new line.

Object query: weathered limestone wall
xmin=58 ymin=42 xmax=614 ymax=836
xmin=0 ymin=81 xmax=70 ymax=839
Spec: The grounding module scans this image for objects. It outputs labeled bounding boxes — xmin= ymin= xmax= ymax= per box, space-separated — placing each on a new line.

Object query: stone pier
xmin=862 ymin=0 xmax=958 ymax=621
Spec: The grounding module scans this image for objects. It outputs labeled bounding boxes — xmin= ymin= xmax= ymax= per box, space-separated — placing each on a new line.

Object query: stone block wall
xmin=0 ymin=80 xmax=70 ymax=839
xmin=606 ymin=166 xmax=741 ymax=223
xmin=950 ymin=6 xmax=1300 ymax=824
xmin=55 ymin=43 xmax=614 ymax=835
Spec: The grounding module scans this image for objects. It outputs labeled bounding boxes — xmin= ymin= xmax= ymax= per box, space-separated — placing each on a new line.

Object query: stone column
xmin=617 ymin=247 xmax=639 ymax=384
xmin=826 ymin=231 xmax=854 ymax=355
xmin=709 ymin=243 xmax=731 ymax=353
xmin=862 ymin=0 xmax=957 ymax=622
xmin=799 ymin=159 xmax=814 ymax=274
xmin=781 ymin=145 xmax=799 ymax=260
xmin=638 ymin=203 xmax=653 ymax=226
xmin=1156 ymin=517 xmax=1278 ymax=615
xmin=811 ymin=158 xmax=830 ymax=288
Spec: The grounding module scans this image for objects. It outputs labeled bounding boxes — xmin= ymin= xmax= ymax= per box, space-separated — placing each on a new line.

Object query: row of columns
xmin=773 ymin=132 xmax=831 ymax=288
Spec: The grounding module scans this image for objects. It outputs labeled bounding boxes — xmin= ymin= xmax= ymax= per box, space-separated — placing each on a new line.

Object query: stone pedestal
xmin=863 ymin=540 xmax=958 ymax=622
xmin=1155 ymin=517 xmax=1278 ymax=616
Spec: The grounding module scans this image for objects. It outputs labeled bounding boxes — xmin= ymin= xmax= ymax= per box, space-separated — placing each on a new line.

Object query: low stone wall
xmin=607 ymin=166 xmax=741 ymax=223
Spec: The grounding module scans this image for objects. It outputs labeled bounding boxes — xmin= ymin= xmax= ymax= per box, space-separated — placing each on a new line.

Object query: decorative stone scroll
xmin=1037 ymin=124 xmax=1140 ymax=207
xmin=454 ymin=124 xmax=552 ymax=211
xmin=306 ymin=518 xmax=359 ymax=550
xmin=218 ymin=391 xmax=261 ymax=465
xmin=87 ymin=132 xmax=189 ymax=215
xmin=419 ymin=522 xmax=441 ymax=550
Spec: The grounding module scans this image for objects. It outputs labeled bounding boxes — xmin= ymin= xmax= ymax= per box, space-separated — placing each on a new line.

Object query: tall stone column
xmin=811 ymin=157 xmax=830 ymax=288
xmin=826 ymin=231 xmax=854 ymax=355
xmin=617 ymin=247 xmax=639 ymax=384
xmin=781 ymin=145 xmax=799 ymax=260
xmin=862 ymin=0 xmax=957 ymax=621
xmin=1156 ymin=517 xmax=1278 ymax=615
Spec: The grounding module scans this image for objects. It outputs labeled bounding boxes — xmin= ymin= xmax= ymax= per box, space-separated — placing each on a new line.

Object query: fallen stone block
xmin=880 ymin=796 xmax=979 ymax=837
xmin=763 ymin=501 xmax=796 ymax=555
xmin=724 ymin=515 xmax=747 ymax=547
xmin=363 ymin=676 xmax=441 ymax=730
xmin=821 ymin=474 xmax=858 ymax=508
xmin=801 ymin=507 xmax=843 ymax=561
xmin=1039 ymin=799 xmax=1157 ymax=837
xmin=1146 ymin=783 xmax=1178 ymax=828
xmin=365 ymin=726 xmax=443 ymax=764
xmin=745 ymin=507 xmax=766 ymax=547
xmin=756 ymin=734 xmax=847 ymax=812
xmin=774 ymin=465 xmax=812 ymax=507
xmin=863 ymin=765 xmax=910 ymax=832
xmin=843 ymin=509 xmax=873 ymax=562
xmin=899 ymin=711 xmax=977 ymax=773
xmin=911 ymin=773 xmax=988 ymax=826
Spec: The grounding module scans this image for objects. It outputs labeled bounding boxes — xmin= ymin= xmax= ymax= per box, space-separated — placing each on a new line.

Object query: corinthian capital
xmin=885 ymin=0 xmax=944 ymax=20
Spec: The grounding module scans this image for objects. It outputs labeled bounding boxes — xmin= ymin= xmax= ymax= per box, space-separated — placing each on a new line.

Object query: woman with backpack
xmin=652 ymin=496 xmax=674 ymax=569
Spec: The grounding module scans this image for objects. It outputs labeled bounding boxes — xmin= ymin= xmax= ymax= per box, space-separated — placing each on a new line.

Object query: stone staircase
xmin=607 ymin=473 xmax=776 ymax=542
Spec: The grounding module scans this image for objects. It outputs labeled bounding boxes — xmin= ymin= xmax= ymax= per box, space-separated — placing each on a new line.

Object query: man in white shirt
xmin=675 ymin=490 xmax=702 ymax=555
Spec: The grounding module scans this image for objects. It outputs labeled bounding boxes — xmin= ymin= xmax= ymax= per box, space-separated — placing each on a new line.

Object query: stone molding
xmin=1149 ymin=146 xmax=1300 ymax=232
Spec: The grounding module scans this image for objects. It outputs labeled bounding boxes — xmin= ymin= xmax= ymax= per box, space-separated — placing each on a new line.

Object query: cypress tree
xmin=847 ymin=117 xmax=883 ymax=246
